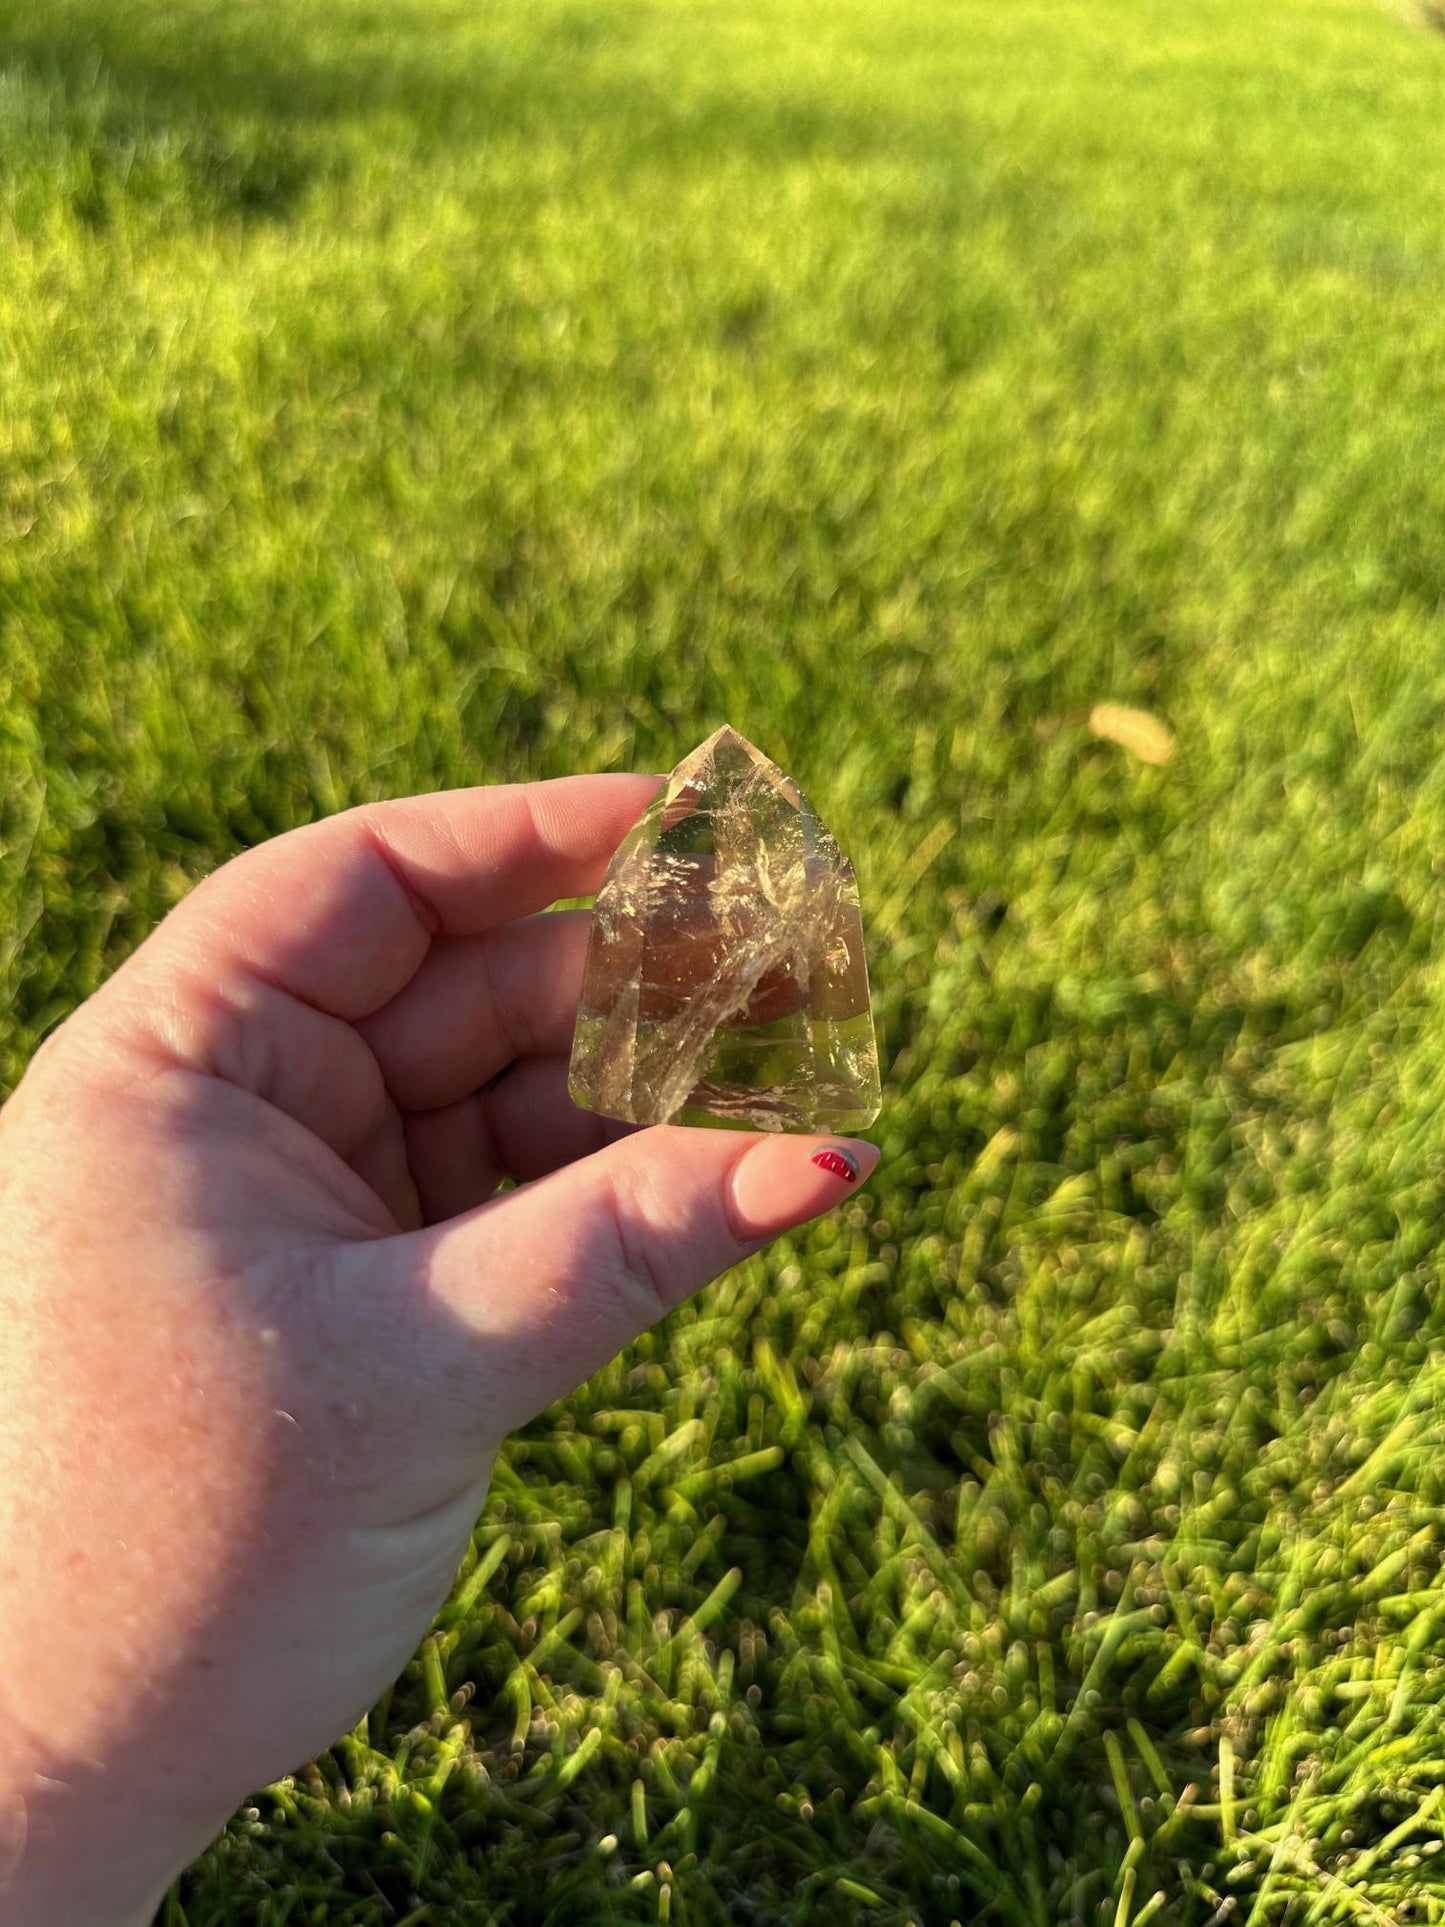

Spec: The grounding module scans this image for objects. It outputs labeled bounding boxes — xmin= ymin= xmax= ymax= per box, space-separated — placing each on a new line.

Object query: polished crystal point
xmin=569 ymin=727 xmax=880 ymax=1132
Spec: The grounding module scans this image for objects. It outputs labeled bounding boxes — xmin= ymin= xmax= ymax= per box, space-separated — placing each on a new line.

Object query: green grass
xmin=4 ymin=0 xmax=1445 ymax=1917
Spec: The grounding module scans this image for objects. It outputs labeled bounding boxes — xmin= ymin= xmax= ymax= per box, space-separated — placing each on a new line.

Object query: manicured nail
xmin=811 ymin=1144 xmax=860 ymax=1183
xmin=728 ymin=1136 xmax=880 ymax=1244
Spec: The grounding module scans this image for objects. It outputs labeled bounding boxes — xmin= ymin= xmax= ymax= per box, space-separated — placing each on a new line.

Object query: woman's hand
xmin=0 ymin=776 xmax=877 ymax=1924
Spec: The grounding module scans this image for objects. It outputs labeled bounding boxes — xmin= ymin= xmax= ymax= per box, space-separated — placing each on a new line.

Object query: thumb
xmin=407 ymin=1127 xmax=880 ymax=1435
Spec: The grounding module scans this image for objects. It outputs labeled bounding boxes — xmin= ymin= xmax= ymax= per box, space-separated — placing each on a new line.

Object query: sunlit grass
xmin=4 ymin=0 xmax=1445 ymax=1917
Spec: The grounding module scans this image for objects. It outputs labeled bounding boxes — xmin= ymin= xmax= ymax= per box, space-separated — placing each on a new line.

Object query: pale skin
xmin=0 ymin=776 xmax=879 ymax=1925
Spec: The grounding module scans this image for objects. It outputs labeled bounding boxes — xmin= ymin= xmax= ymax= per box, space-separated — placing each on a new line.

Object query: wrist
xmin=0 ymin=1760 xmax=205 ymax=1926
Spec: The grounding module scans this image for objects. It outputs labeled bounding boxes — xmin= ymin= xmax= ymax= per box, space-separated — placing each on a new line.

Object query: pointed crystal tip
xmin=568 ymin=728 xmax=881 ymax=1133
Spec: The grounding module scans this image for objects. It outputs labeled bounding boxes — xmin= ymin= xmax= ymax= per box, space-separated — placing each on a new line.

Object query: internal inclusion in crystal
xmin=568 ymin=727 xmax=881 ymax=1133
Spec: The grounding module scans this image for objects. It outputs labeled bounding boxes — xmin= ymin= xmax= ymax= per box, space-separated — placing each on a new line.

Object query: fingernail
xmin=728 ymin=1136 xmax=880 ymax=1244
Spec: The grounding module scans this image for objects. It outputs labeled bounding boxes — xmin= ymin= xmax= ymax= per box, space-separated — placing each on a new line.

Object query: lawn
xmin=4 ymin=0 xmax=1445 ymax=1918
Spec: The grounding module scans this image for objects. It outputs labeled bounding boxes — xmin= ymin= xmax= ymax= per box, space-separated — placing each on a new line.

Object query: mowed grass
xmin=5 ymin=0 xmax=1445 ymax=1918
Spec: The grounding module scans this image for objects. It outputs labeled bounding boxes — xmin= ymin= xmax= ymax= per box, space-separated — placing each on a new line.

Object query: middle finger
xmin=357 ymin=910 xmax=591 ymax=1112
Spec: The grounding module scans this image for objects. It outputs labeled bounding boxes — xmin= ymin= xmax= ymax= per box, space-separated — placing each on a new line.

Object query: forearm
xmin=0 ymin=1264 xmax=246 ymax=1926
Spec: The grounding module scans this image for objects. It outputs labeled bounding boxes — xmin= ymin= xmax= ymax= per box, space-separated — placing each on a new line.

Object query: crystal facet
xmin=569 ymin=727 xmax=881 ymax=1133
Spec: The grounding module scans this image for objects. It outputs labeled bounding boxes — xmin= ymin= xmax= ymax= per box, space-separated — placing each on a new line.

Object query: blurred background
xmin=4 ymin=0 xmax=1445 ymax=1919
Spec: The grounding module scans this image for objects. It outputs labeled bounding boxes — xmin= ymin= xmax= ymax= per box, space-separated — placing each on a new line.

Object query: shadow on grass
xmin=0 ymin=0 xmax=904 ymax=179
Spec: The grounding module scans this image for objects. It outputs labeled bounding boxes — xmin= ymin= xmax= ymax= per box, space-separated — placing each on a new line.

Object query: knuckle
xmin=475 ymin=944 xmax=535 ymax=1064
xmin=600 ymin=1165 xmax=679 ymax=1325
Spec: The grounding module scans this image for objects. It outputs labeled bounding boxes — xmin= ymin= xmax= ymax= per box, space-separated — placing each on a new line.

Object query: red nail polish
xmin=811 ymin=1145 xmax=860 ymax=1183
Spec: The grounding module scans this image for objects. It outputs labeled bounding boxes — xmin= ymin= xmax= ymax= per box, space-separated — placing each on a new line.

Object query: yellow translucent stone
xmin=569 ymin=727 xmax=881 ymax=1132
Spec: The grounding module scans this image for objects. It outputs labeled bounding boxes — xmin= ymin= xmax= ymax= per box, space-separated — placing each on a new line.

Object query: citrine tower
xmin=569 ymin=727 xmax=881 ymax=1133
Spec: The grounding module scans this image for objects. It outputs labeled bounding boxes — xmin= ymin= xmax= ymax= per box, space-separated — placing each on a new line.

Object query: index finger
xmin=139 ymin=774 xmax=662 ymax=1023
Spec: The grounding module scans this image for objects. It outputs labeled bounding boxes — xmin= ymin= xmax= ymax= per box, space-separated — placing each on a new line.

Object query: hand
xmin=0 ymin=777 xmax=878 ymax=1924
